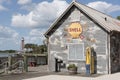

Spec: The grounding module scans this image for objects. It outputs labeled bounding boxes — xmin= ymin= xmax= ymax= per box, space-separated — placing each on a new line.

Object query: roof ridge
xmin=75 ymin=1 xmax=114 ymax=19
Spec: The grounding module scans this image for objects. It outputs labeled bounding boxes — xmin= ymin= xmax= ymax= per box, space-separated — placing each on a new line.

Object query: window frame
xmin=68 ymin=43 xmax=85 ymax=61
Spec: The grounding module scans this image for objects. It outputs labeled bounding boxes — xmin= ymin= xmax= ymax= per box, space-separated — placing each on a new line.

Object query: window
xmin=68 ymin=43 xmax=85 ymax=60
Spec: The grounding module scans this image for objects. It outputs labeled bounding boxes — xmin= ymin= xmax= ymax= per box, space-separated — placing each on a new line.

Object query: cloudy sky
xmin=0 ymin=0 xmax=120 ymax=50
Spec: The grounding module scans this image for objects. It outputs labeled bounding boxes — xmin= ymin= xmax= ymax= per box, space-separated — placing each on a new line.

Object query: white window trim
xmin=68 ymin=43 xmax=85 ymax=61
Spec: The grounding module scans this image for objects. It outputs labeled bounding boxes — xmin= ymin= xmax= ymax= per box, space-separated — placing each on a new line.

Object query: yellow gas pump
xmin=86 ymin=47 xmax=91 ymax=75
xmin=86 ymin=47 xmax=95 ymax=74
xmin=86 ymin=47 xmax=91 ymax=64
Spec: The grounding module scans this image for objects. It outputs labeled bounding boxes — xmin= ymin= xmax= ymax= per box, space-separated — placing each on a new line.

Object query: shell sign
xmin=68 ymin=22 xmax=82 ymax=38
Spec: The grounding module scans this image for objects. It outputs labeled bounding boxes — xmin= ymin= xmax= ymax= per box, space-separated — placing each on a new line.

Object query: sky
xmin=0 ymin=0 xmax=120 ymax=50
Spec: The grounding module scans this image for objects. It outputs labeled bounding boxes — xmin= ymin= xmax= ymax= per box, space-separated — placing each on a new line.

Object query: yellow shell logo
xmin=68 ymin=22 xmax=82 ymax=38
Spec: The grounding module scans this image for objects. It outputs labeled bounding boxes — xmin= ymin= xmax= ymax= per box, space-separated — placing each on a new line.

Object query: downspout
xmin=108 ymin=31 xmax=112 ymax=74
xmin=47 ymin=37 xmax=50 ymax=72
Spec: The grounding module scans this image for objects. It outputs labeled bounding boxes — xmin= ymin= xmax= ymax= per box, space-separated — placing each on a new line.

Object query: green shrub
xmin=67 ymin=64 xmax=77 ymax=69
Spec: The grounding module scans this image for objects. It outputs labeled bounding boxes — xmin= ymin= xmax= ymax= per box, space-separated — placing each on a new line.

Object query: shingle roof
xmin=44 ymin=1 xmax=120 ymax=38
xmin=75 ymin=2 xmax=120 ymax=32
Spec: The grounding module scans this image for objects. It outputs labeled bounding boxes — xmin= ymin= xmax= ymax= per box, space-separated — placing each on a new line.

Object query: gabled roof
xmin=44 ymin=1 xmax=120 ymax=38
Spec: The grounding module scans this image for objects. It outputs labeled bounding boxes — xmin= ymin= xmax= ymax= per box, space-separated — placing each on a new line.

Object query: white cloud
xmin=11 ymin=0 xmax=69 ymax=47
xmin=17 ymin=0 xmax=35 ymax=11
xmin=0 ymin=26 xmax=20 ymax=50
xmin=24 ymin=36 xmax=43 ymax=45
xmin=21 ymin=29 xmax=46 ymax=44
xmin=107 ymin=5 xmax=120 ymax=13
xmin=20 ymin=3 xmax=36 ymax=11
xmin=0 ymin=5 xmax=7 ymax=11
xmin=0 ymin=0 xmax=11 ymax=3
xmin=0 ymin=0 xmax=11 ymax=11
xmin=0 ymin=26 xmax=19 ymax=38
xmin=87 ymin=1 xmax=120 ymax=13
xmin=12 ymin=1 xmax=120 ymax=28
xmin=0 ymin=38 xmax=21 ymax=50
xmin=30 ymin=29 xmax=45 ymax=40
xmin=11 ymin=0 xmax=69 ymax=28
xmin=17 ymin=0 xmax=32 ymax=5
xmin=11 ymin=13 xmax=38 ymax=28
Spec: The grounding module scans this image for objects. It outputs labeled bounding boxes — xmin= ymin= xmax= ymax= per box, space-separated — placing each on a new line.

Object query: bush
xmin=67 ymin=64 xmax=77 ymax=69
xmin=67 ymin=64 xmax=77 ymax=74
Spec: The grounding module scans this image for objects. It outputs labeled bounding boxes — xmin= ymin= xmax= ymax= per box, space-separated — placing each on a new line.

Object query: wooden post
xmin=5 ymin=55 xmax=12 ymax=74
xmin=24 ymin=55 xmax=28 ymax=72
xmin=8 ymin=55 xmax=12 ymax=67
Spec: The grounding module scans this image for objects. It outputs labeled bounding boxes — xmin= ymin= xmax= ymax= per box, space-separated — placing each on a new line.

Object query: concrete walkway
xmin=0 ymin=65 xmax=120 ymax=80
xmin=23 ymin=73 xmax=120 ymax=80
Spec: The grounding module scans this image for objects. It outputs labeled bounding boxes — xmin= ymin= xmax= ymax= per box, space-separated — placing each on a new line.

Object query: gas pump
xmin=86 ymin=47 xmax=96 ymax=75
xmin=91 ymin=47 xmax=97 ymax=74
xmin=86 ymin=47 xmax=91 ymax=75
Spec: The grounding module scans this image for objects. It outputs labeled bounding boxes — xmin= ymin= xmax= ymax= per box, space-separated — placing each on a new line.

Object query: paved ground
xmin=0 ymin=72 xmax=50 ymax=80
xmin=23 ymin=73 xmax=120 ymax=80
xmin=0 ymin=65 xmax=120 ymax=80
xmin=0 ymin=65 xmax=49 ymax=80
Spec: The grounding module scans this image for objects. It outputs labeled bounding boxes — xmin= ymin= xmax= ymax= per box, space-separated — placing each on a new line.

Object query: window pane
xmin=68 ymin=43 xmax=84 ymax=60
xmin=76 ymin=44 xmax=84 ymax=59
xmin=69 ymin=44 xmax=76 ymax=59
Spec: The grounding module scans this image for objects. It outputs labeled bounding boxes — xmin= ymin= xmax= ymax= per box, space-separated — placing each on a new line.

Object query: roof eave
xmin=44 ymin=2 xmax=76 ymax=38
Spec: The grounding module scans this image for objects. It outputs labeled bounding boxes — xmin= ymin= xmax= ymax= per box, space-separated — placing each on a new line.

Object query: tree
xmin=31 ymin=44 xmax=38 ymax=53
xmin=117 ymin=16 xmax=120 ymax=20
xmin=24 ymin=44 xmax=32 ymax=53
xmin=39 ymin=45 xmax=47 ymax=54
xmin=24 ymin=43 xmax=36 ymax=53
xmin=24 ymin=43 xmax=47 ymax=54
